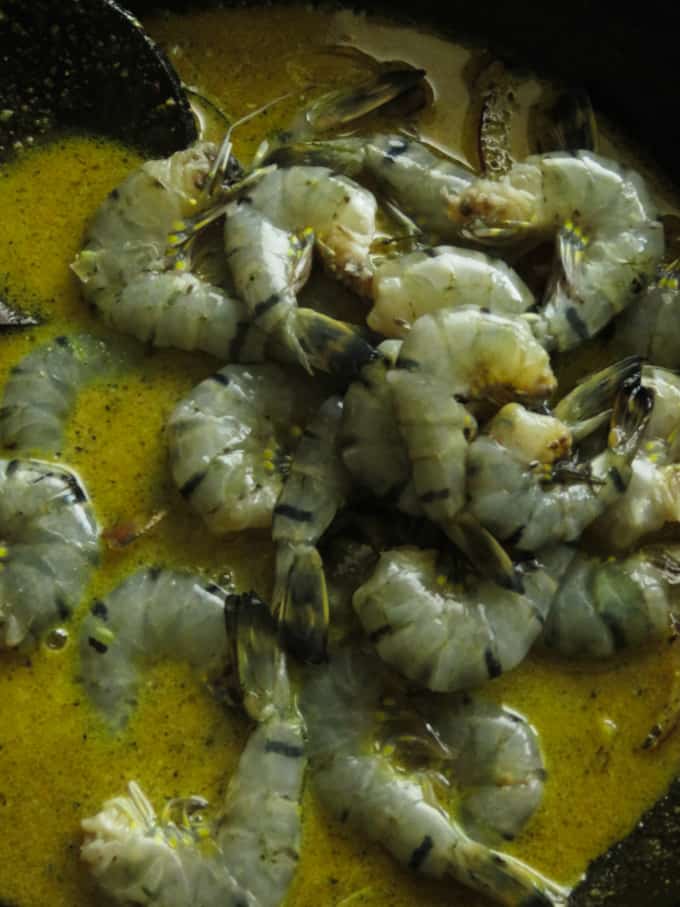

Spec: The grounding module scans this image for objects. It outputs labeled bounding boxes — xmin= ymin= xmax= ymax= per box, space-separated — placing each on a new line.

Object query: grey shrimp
xmin=71 ymin=142 xmax=250 ymax=358
xmin=448 ymin=151 xmax=664 ymax=350
xmin=0 ymin=334 xmax=114 ymax=454
xmin=264 ymin=133 xmax=475 ymax=243
xmin=466 ymin=379 xmax=653 ymax=552
xmin=369 ymin=245 xmax=535 ymax=338
xmin=81 ymin=592 xmax=306 ymax=907
xmin=167 ymin=363 xmax=314 ymax=533
xmin=541 ymin=544 xmax=680 ymax=659
xmin=388 ymin=307 xmax=555 ymax=586
xmin=79 ymin=568 xmax=230 ymax=729
xmin=272 ymin=395 xmax=351 ymax=662
xmin=353 ymin=546 xmax=566 ymax=691
xmin=0 ymin=458 xmax=99 ymax=647
xmin=224 ymin=165 xmax=378 ymax=373
xmin=588 ymin=366 xmax=680 ymax=550
xmin=300 ymin=649 xmax=568 ymax=907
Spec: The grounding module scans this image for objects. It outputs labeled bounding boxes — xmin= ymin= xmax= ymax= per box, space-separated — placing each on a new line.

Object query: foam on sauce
xmin=1 ymin=5 xmax=680 ymax=906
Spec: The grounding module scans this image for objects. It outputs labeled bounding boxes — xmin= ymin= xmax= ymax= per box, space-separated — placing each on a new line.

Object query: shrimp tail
xmin=273 ymin=541 xmax=329 ymax=663
xmin=448 ymin=512 xmax=524 ymax=594
xmin=263 ymin=138 xmax=365 ymax=174
xmin=294 ymin=308 xmax=378 ymax=378
xmin=225 ymin=590 xmax=291 ymax=720
xmin=609 ymin=378 xmax=654 ymax=460
xmin=554 ymin=356 xmax=642 ymax=441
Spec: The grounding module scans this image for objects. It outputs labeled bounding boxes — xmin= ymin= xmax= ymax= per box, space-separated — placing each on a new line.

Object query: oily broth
xmin=1 ymin=5 xmax=680 ymax=907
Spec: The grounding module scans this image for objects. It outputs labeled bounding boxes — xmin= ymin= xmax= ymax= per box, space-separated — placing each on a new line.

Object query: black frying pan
xmin=1 ymin=1 xmax=679 ymax=904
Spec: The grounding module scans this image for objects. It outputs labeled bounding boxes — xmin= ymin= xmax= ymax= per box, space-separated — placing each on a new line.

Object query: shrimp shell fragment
xmin=0 ymin=458 xmax=99 ymax=647
xmin=301 ymin=649 xmax=568 ymax=907
xmin=79 ymin=568 xmax=230 ymax=729
xmin=167 ymin=363 xmax=312 ymax=533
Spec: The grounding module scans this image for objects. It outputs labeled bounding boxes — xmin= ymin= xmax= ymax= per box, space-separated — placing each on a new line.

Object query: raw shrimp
xmin=223 ymin=165 xmax=378 ymax=371
xmin=613 ymin=261 xmax=680 ymax=367
xmin=369 ymin=245 xmax=535 ymax=338
xmin=0 ymin=458 xmax=99 ymax=647
xmin=79 ymin=568 xmax=230 ymax=729
xmin=265 ymin=133 xmax=475 ymax=242
xmin=448 ymin=151 xmax=664 ymax=350
xmin=541 ymin=544 xmax=680 ymax=658
xmin=166 ymin=363 xmax=314 ymax=533
xmin=81 ymin=592 xmax=306 ymax=907
xmin=353 ymin=546 xmax=567 ymax=691
xmin=0 ymin=334 xmax=113 ymax=454
xmin=71 ymin=142 xmax=250 ymax=358
xmin=466 ymin=379 xmax=653 ymax=551
xmin=300 ymin=649 xmax=568 ymax=906
xmin=588 ymin=366 xmax=680 ymax=550
xmin=272 ymin=395 xmax=351 ymax=662
xmin=388 ymin=307 xmax=555 ymax=586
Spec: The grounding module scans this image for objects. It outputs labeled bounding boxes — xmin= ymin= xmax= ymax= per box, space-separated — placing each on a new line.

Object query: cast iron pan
xmin=1 ymin=1 xmax=679 ymax=905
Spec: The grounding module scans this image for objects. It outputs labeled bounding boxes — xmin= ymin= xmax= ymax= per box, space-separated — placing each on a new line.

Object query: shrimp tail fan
xmin=449 ymin=512 xmax=524 ymax=594
xmin=555 ymin=355 xmax=642 ymax=441
xmin=295 ymin=308 xmax=378 ymax=378
xmin=609 ymin=378 xmax=654 ymax=459
xmin=273 ymin=541 xmax=329 ymax=664
xmin=225 ymin=590 xmax=291 ymax=720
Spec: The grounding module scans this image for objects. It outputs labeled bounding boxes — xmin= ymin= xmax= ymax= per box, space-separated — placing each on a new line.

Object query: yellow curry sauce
xmin=1 ymin=5 xmax=680 ymax=906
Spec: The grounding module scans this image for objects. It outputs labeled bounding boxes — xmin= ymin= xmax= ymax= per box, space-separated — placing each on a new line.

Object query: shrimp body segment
xmin=369 ymin=246 xmax=534 ymax=338
xmin=614 ymin=263 xmax=680 ymax=367
xmin=467 ymin=381 xmax=653 ymax=552
xmin=81 ymin=593 xmax=306 ymax=907
xmin=301 ymin=650 xmax=568 ymax=907
xmin=0 ymin=334 xmax=113 ymax=455
xmin=167 ymin=364 xmax=312 ymax=533
xmin=448 ymin=151 xmax=664 ymax=350
xmin=353 ymin=546 xmax=564 ymax=691
xmin=0 ymin=459 xmax=99 ymax=647
xmin=542 ymin=545 xmax=680 ymax=658
xmin=272 ymin=396 xmax=351 ymax=661
xmin=79 ymin=568 xmax=230 ymax=729
xmin=72 ymin=143 xmax=249 ymax=358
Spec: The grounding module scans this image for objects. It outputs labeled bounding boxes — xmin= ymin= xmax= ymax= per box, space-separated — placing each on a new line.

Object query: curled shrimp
xmin=353 ymin=546 xmax=564 ymax=691
xmin=447 ymin=150 xmax=664 ymax=350
xmin=223 ymin=164 xmax=378 ymax=372
xmin=166 ymin=363 xmax=315 ymax=533
xmin=0 ymin=333 xmax=114 ymax=455
xmin=466 ymin=375 xmax=653 ymax=552
xmin=541 ymin=544 xmax=680 ymax=659
xmin=272 ymin=395 xmax=351 ymax=662
xmin=387 ymin=306 xmax=555 ymax=587
xmin=0 ymin=458 xmax=99 ymax=647
xmin=81 ymin=591 xmax=306 ymax=907
xmin=368 ymin=245 xmax=535 ymax=338
xmin=300 ymin=649 xmax=568 ymax=907
xmin=264 ymin=133 xmax=475 ymax=243
xmin=71 ymin=142 xmax=250 ymax=358
xmin=79 ymin=567 xmax=230 ymax=729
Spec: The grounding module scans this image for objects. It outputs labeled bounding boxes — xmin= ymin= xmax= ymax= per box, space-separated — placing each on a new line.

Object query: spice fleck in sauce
xmin=1 ymin=6 xmax=680 ymax=907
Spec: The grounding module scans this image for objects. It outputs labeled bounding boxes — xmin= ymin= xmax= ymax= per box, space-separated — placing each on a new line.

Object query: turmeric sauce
xmin=1 ymin=6 xmax=679 ymax=907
